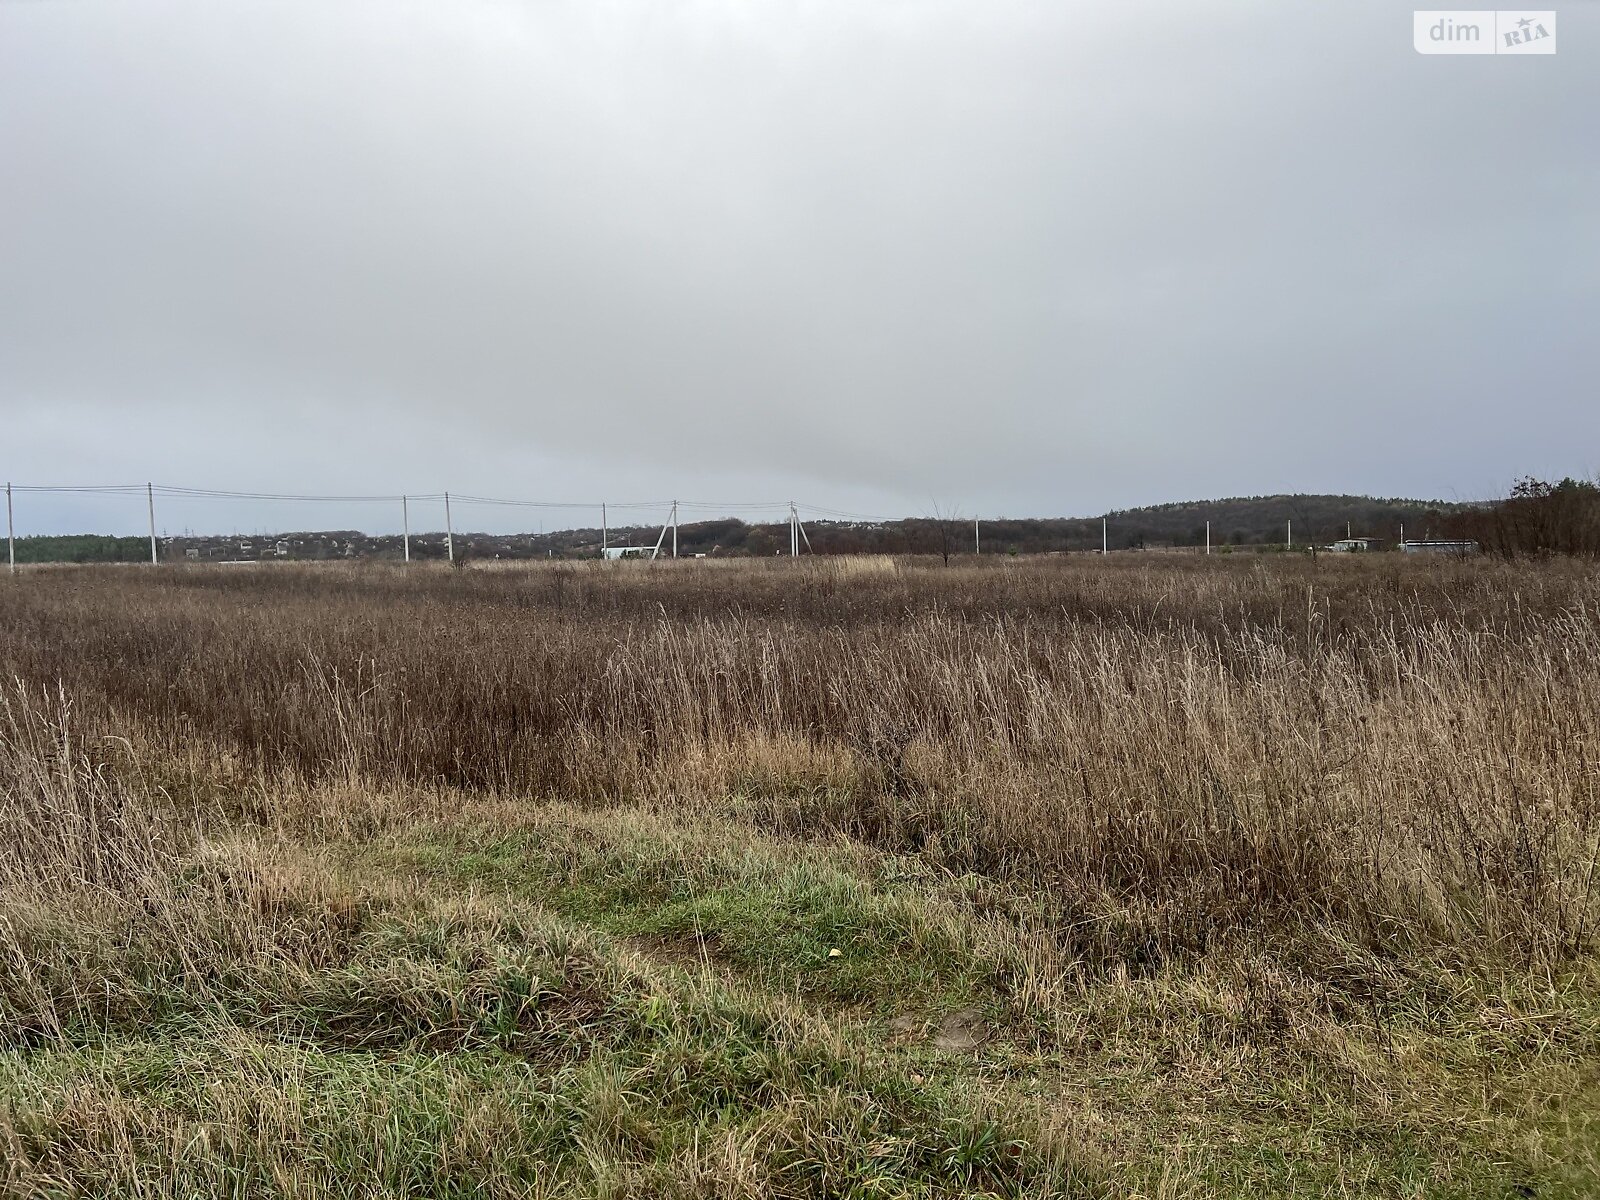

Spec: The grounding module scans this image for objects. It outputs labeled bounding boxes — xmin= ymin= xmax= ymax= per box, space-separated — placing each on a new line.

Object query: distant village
xmin=162 ymin=530 xmax=584 ymax=562
xmin=158 ymin=526 xmax=1478 ymax=564
xmin=13 ymin=493 xmax=1520 ymax=564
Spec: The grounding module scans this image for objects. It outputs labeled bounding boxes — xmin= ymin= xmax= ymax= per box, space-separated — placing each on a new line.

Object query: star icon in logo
xmin=1517 ymin=16 xmax=1533 ymax=29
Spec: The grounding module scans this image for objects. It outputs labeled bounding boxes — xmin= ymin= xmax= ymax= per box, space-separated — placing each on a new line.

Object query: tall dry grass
xmin=2 ymin=554 xmax=1597 ymax=975
xmin=0 ymin=677 xmax=1083 ymax=1199
xmin=0 ymin=682 xmax=372 ymax=1049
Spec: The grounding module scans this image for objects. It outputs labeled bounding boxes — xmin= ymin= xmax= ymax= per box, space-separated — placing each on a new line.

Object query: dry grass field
xmin=1 ymin=554 xmax=1597 ymax=1198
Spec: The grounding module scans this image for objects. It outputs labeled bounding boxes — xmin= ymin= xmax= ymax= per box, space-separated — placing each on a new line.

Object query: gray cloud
xmin=2 ymin=0 xmax=1596 ymax=535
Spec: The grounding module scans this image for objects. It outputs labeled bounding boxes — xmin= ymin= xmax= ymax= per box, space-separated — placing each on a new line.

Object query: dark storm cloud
xmin=2 ymin=1 xmax=1596 ymax=534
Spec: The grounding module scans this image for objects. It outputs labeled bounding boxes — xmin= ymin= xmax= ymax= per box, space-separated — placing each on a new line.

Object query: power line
xmin=8 ymin=482 xmax=907 ymax=520
xmin=155 ymin=486 xmax=425 ymax=503
xmin=12 ymin=484 xmax=149 ymax=494
xmin=798 ymin=503 xmax=899 ymax=522
xmin=447 ymin=493 xmax=666 ymax=510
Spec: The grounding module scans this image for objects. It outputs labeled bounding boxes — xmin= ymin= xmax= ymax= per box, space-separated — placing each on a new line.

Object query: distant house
xmin=1400 ymin=540 xmax=1479 ymax=556
xmin=602 ymin=546 xmax=657 ymax=560
xmin=1326 ymin=538 xmax=1380 ymax=552
xmin=274 ymin=540 xmax=290 ymax=557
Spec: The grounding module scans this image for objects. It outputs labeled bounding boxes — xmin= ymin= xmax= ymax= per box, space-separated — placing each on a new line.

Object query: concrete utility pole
xmin=789 ymin=502 xmax=799 ymax=557
xmin=6 ymin=483 xmax=14 ymax=575
xmin=1102 ymin=517 xmax=1108 ymax=555
xmin=444 ymin=491 xmax=455 ymax=563
xmin=1205 ymin=520 xmax=1211 ymax=555
xmin=402 ymin=496 xmax=410 ymax=564
xmin=671 ymin=500 xmax=678 ymax=558
xmin=650 ymin=507 xmax=671 ymax=559
xmin=146 ymin=483 xmax=158 ymax=565
xmin=974 ymin=517 xmax=980 ymax=555
xmin=601 ymin=503 xmax=607 ymax=554
xmin=1287 ymin=519 xmax=1292 ymax=550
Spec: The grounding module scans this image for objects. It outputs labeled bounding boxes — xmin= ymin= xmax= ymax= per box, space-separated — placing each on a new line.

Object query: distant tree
xmin=1449 ymin=476 xmax=1600 ymax=556
xmin=927 ymin=503 xmax=961 ymax=565
xmin=12 ymin=535 xmax=149 ymax=564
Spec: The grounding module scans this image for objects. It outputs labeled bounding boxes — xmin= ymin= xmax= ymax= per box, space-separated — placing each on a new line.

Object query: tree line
xmin=1445 ymin=477 xmax=1600 ymax=557
xmin=11 ymin=486 xmax=1597 ymax=562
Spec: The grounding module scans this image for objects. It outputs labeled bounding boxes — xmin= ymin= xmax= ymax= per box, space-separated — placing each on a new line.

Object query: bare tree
xmin=927 ymin=501 xmax=961 ymax=565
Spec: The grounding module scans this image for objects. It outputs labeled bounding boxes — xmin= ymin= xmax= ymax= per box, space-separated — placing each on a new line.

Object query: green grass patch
xmin=385 ymin=818 xmax=1001 ymax=1020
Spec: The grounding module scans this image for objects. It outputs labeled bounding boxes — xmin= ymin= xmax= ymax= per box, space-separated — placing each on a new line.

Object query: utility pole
xmin=6 ymin=483 xmax=13 ymax=575
xmin=789 ymin=502 xmax=799 ymax=557
xmin=671 ymin=500 xmax=678 ymax=558
xmin=444 ymin=491 xmax=455 ymax=564
xmin=1287 ymin=519 xmax=1292 ymax=550
xmin=402 ymin=495 xmax=410 ymax=564
xmin=146 ymin=483 xmax=158 ymax=565
xmin=974 ymin=517 xmax=980 ymax=555
xmin=601 ymin=503 xmax=607 ymax=554
xmin=1102 ymin=517 xmax=1108 ymax=555
xmin=1205 ymin=520 xmax=1211 ymax=555
xmin=650 ymin=508 xmax=671 ymax=559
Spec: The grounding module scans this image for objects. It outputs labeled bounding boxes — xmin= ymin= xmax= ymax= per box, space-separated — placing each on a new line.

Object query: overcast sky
xmin=2 ymin=1 xmax=1596 ymax=536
